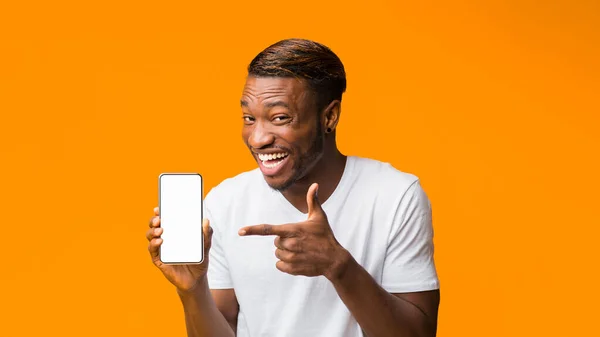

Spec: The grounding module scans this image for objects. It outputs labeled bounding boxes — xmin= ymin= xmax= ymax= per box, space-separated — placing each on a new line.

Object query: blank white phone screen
xmin=159 ymin=173 xmax=203 ymax=264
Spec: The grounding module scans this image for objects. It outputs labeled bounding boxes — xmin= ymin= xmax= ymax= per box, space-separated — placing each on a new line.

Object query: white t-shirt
xmin=205 ymin=156 xmax=439 ymax=337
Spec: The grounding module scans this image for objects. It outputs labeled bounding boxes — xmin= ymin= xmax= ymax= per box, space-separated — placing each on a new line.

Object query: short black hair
xmin=247 ymin=38 xmax=347 ymax=113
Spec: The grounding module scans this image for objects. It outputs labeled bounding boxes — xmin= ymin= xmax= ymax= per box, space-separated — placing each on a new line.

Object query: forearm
xmin=177 ymin=277 xmax=235 ymax=337
xmin=330 ymin=253 xmax=434 ymax=337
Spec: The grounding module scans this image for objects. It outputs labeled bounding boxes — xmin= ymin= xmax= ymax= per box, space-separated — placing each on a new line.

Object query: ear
xmin=322 ymin=100 xmax=341 ymax=133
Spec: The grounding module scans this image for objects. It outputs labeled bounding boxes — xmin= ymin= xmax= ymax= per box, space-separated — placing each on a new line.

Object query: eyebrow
xmin=264 ymin=101 xmax=289 ymax=109
xmin=240 ymin=100 xmax=289 ymax=109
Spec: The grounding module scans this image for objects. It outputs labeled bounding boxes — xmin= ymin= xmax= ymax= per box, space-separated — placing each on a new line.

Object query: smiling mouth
xmin=257 ymin=152 xmax=289 ymax=168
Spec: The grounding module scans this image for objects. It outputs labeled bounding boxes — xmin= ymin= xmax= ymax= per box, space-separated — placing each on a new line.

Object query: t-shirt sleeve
xmin=204 ymin=198 xmax=234 ymax=289
xmin=381 ymin=179 xmax=440 ymax=293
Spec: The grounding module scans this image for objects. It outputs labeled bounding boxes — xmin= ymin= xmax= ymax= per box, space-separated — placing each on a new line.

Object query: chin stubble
xmin=267 ymin=123 xmax=325 ymax=192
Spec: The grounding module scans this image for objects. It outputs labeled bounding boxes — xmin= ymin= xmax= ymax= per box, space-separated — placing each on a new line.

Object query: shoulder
xmin=351 ymin=156 xmax=421 ymax=193
xmin=350 ymin=156 xmax=430 ymax=212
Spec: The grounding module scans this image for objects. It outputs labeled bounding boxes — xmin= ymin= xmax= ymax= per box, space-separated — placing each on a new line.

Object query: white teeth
xmin=263 ymin=158 xmax=286 ymax=168
xmin=258 ymin=152 xmax=288 ymax=162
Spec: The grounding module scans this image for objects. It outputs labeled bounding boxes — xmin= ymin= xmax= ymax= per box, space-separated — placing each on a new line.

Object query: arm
xmin=329 ymin=252 xmax=439 ymax=337
xmin=330 ymin=180 xmax=440 ymax=337
xmin=177 ymin=279 xmax=238 ymax=337
xmin=212 ymin=289 xmax=240 ymax=333
xmin=178 ymin=281 xmax=239 ymax=337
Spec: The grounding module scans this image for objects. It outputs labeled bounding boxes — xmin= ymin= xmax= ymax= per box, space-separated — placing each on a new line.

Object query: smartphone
xmin=158 ymin=173 xmax=204 ymax=264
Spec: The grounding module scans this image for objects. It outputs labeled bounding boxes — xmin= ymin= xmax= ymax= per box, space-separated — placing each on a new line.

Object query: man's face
xmin=240 ymin=76 xmax=324 ymax=191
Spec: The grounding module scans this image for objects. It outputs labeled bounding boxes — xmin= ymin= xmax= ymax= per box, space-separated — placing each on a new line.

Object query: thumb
xmin=203 ymin=218 xmax=214 ymax=256
xmin=306 ymin=183 xmax=325 ymax=220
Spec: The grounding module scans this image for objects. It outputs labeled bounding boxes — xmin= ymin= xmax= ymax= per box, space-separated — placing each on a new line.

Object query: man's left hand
xmin=238 ymin=183 xmax=350 ymax=280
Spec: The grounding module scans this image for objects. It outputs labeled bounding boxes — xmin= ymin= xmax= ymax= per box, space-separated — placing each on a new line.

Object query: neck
xmin=281 ymin=142 xmax=347 ymax=214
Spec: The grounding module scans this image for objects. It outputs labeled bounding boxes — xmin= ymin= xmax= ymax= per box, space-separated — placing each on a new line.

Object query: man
xmin=146 ymin=38 xmax=440 ymax=337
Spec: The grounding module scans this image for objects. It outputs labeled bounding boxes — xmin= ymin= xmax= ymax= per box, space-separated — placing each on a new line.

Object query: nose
xmin=247 ymin=121 xmax=275 ymax=149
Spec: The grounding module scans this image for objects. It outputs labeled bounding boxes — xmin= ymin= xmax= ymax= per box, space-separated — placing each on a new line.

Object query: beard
xmin=267 ymin=122 xmax=325 ymax=192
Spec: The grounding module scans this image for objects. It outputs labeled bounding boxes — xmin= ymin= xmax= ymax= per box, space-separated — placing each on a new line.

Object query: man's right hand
xmin=146 ymin=207 xmax=214 ymax=292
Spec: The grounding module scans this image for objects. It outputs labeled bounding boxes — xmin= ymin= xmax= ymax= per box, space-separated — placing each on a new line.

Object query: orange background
xmin=1 ymin=0 xmax=598 ymax=336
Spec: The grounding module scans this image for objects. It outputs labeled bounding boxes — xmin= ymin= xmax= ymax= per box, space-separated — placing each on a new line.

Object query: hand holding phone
xmin=146 ymin=173 xmax=213 ymax=291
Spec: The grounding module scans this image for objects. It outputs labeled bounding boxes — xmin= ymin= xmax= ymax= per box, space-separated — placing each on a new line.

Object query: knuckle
xmin=285 ymin=241 xmax=294 ymax=251
xmin=283 ymin=241 xmax=292 ymax=250
xmin=288 ymin=252 xmax=297 ymax=261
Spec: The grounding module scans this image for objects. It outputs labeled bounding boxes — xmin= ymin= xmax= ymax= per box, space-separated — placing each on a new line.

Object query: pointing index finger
xmin=239 ymin=223 xmax=297 ymax=237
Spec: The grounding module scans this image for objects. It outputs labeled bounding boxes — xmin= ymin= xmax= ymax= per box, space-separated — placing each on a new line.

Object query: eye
xmin=242 ymin=115 xmax=255 ymax=124
xmin=273 ymin=116 xmax=290 ymax=123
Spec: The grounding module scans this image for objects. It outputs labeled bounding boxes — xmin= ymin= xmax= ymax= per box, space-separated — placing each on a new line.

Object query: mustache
xmin=248 ymin=145 xmax=292 ymax=153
